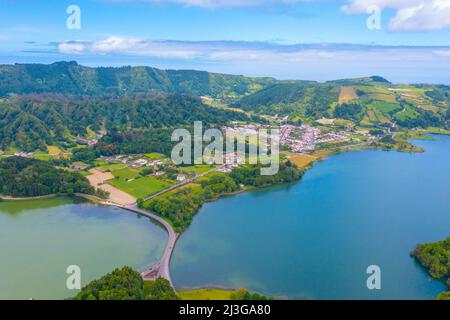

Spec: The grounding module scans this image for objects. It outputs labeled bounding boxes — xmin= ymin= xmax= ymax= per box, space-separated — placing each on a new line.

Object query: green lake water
xmin=0 ymin=197 xmax=166 ymax=299
xmin=171 ymin=135 xmax=450 ymax=299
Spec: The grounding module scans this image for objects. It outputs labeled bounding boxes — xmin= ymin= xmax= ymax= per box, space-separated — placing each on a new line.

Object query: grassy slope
xmin=178 ymin=288 xmax=238 ymax=300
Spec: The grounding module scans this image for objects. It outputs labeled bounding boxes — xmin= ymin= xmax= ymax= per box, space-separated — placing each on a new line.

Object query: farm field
xmin=47 ymin=146 xmax=63 ymax=156
xmin=338 ymin=86 xmax=358 ymax=104
xmin=369 ymin=100 xmax=401 ymax=114
xmin=282 ymin=152 xmax=317 ymax=168
xmin=95 ymin=163 xmax=129 ymax=172
xmin=145 ymin=152 xmax=166 ymax=160
xmin=394 ymin=106 xmax=420 ymax=121
xmin=108 ymin=175 xmax=175 ymax=199
xmin=109 ymin=167 xmax=141 ymax=180
xmin=179 ymin=164 xmax=216 ymax=174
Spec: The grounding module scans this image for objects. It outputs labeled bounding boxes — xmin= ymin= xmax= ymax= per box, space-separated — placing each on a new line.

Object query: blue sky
xmin=1 ymin=0 xmax=450 ymax=83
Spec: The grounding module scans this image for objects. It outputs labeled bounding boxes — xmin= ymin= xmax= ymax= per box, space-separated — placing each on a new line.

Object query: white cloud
xmin=57 ymin=36 xmax=337 ymax=62
xmin=433 ymin=49 xmax=450 ymax=57
xmin=281 ymin=50 xmax=336 ymax=60
xmin=59 ymin=37 xmax=200 ymax=58
xmin=50 ymin=37 xmax=450 ymax=82
xmin=342 ymin=0 xmax=450 ymax=31
xmin=56 ymin=36 xmax=450 ymax=72
xmin=59 ymin=42 xmax=86 ymax=54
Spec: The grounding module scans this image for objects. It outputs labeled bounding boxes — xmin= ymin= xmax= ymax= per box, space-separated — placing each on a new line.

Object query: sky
xmin=1 ymin=0 xmax=450 ymax=83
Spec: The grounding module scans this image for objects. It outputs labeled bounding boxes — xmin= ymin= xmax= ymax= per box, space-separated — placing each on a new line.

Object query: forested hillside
xmin=412 ymin=237 xmax=450 ymax=300
xmin=72 ymin=267 xmax=178 ymax=300
xmin=0 ymin=61 xmax=275 ymax=99
xmin=0 ymin=62 xmax=449 ymax=155
xmin=0 ymin=157 xmax=95 ymax=197
xmin=0 ymin=94 xmax=255 ymax=152
xmin=235 ymin=82 xmax=340 ymax=118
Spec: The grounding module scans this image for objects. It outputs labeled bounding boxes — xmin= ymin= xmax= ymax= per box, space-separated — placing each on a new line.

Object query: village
xmin=221 ymin=120 xmax=374 ymax=154
xmin=0 ymin=120 xmax=378 ymax=206
xmin=2 ymin=119 xmax=375 ymax=166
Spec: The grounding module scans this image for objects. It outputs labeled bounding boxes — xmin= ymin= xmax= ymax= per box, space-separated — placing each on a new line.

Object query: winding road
xmin=107 ymin=202 xmax=177 ymax=286
xmin=98 ymin=165 xmax=227 ymax=287
xmin=143 ymin=165 xmax=224 ymax=202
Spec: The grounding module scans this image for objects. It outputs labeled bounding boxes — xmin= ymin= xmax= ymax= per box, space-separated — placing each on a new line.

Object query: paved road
xmin=108 ymin=203 xmax=178 ymax=287
xmin=103 ymin=165 xmax=226 ymax=287
xmin=143 ymin=165 xmax=225 ymax=202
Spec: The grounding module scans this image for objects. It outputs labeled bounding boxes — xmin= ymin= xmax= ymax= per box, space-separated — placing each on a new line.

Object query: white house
xmin=135 ymin=158 xmax=148 ymax=166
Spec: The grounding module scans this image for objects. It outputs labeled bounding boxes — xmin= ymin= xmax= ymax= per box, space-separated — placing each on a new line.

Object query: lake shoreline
xmin=2 ymin=132 xmax=449 ymax=299
xmin=0 ymin=197 xmax=167 ymax=300
xmin=0 ymin=193 xmax=105 ymax=203
xmin=170 ymin=134 xmax=450 ymax=299
xmin=2 ymin=130 xmax=442 ymax=204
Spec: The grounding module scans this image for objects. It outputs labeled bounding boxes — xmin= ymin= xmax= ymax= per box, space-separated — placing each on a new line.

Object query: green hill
xmin=236 ymin=78 xmax=449 ymax=129
xmin=326 ymin=75 xmax=391 ymax=86
xmin=0 ymin=62 xmax=448 ymax=154
xmin=0 ymin=93 xmax=255 ymax=152
xmin=235 ymin=82 xmax=340 ymax=118
xmin=0 ymin=61 xmax=275 ymax=100
xmin=0 ymin=157 xmax=95 ymax=197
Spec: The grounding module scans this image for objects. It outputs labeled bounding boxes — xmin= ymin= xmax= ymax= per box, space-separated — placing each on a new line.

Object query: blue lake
xmin=171 ymin=135 xmax=450 ymax=299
